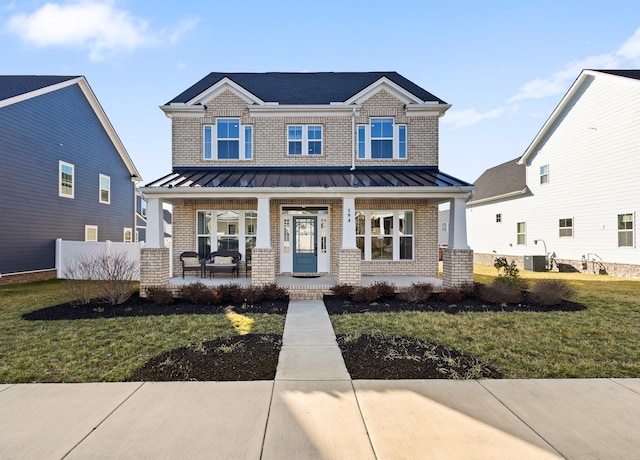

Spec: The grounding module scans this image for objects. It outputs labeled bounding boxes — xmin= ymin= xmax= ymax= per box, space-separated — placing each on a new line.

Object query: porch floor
xmin=167 ymin=274 xmax=443 ymax=290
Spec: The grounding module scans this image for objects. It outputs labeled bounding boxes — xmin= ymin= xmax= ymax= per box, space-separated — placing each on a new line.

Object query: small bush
xmin=216 ymin=284 xmax=243 ymax=304
xmin=438 ymin=287 xmax=464 ymax=303
xmin=261 ymin=283 xmax=288 ymax=300
xmin=177 ymin=282 xmax=218 ymax=305
xmin=529 ymin=279 xmax=576 ymax=306
xmin=479 ymin=278 xmax=524 ymax=305
xmin=331 ymin=284 xmax=354 ymax=298
xmin=351 ymin=285 xmax=383 ymax=303
xmin=146 ymin=286 xmax=174 ymax=305
xmin=241 ymin=286 xmax=264 ymax=305
xmin=398 ymin=282 xmax=433 ymax=303
xmin=459 ymin=282 xmax=480 ymax=298
xmin=372 ymin=281 xmax=396 ymax=298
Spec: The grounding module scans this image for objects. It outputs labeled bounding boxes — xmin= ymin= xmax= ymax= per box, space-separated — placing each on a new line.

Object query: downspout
xmin=351 ymin=106 xmax=356 ymax=171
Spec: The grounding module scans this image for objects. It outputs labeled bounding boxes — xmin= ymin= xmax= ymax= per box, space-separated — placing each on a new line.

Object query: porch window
xmin=357 ymin=119 xmax=408 ymax=159
xmin=287 ymin=125 xmax=323 ymax=155
xmin=203 ymin=119 xmax=252 ymax=160
xmin=196 ymin=210 xmax=257 ymax=259
xmin=355 ymin=210 xmax=414 ymax=261
xmin=618 ymin=213 xmax=634 ymax=247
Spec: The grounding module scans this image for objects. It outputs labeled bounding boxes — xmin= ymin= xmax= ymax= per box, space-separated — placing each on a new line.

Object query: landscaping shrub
xmin=260 ymin=283 xmax=288 ymax=300
xmin=459 ymin=282 xmax=480 ymax=298
xmin=216 ymin=284 xmax=243 ymax=304
xmin=351 ymin=285 xmax=383 ymax=303
xmin=398 ymin=282 xmax=433 ymax=303
xmin=372 ymin=281 xmax=396 ymax=298
xmin=330 ymin=284 xmax=354 ymax=298
xmin=479 ymin=278 xmax=523 ymax=305
xmin=529 ymin=279 xmax=576 ymax=306
xmin=438 ymin=287 xmax=464 ymax=303
xmin=241 ymin=286 xmax=264 ymax=305
xmin=146 ymin=286 xmax=174 ymax=305
xmin=177 ymin=282 xmax=219 ymax=305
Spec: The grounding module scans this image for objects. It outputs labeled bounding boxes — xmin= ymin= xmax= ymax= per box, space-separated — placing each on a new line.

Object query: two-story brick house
xmin=140 ymin=72 xmax=474 ymax=292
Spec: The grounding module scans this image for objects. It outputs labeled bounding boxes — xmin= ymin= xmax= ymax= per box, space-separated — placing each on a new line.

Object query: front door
xmin=293 ymin=216 xmax=317 ymax=272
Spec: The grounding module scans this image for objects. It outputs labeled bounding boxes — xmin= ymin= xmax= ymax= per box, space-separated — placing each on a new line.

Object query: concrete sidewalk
xmin=1 ymin=300 xmax=639 ymax=459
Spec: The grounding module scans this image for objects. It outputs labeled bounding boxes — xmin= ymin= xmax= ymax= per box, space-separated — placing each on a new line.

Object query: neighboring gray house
xmin=0 ymin=76 xmax=141 ymax=284
xmin=467 ymin=70 xmax=640 ymax=277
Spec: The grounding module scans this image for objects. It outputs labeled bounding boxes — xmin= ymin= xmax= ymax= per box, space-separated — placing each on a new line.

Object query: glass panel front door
xmin=293 ymin=216 xmax=317 ymax=272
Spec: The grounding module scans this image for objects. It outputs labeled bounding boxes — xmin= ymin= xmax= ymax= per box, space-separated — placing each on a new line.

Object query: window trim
xmin=355 ymin=210 xmax=414 ymax=261
xmin=203 ymin=119 xmax=253 ymax=160
xmin=287 ymin=124 xmax=323 ymax=156
xmin=357 ymin=119 xmax=408 ymax=160
xmin=59 ymin=161 xmax=74 ymax=198
xmin=617 ymin=213 xmax=635 ymax=248
xmin=99 ymin=174 xmax=111 ymax=204
xmin=516 ymin=222 xmax=526 ymax=245
xmin=196 ymin=210 xmax=257 ymax=259
xmin=85 ymin=225 xmax=98 ymax=242
xmin=559 ymin=218 xmax=573 ymax=238
xmin=540 ymin=164 xmax=549 ymax=184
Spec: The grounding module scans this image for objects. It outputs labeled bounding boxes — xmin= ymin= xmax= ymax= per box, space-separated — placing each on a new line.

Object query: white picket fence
xmin=55 ymin=239 xmax=144 ymax=280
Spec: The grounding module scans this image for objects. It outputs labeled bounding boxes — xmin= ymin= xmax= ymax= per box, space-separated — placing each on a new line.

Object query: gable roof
xmin=467 ymin=158 xmax=527 ymax=205
xmin=0 ymin=75 xmax=141 ymax=181
xmin=166 ymin=72 xmax=447 ymax=105
xmin=519 ymin=69 xmax=640 ymax=165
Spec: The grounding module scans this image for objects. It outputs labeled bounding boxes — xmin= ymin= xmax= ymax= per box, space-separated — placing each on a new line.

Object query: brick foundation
xmin=251 ymin=248 xmax=276 ymax=286
xmin=443 ymin=249 xmax=474 ymax=288
xmin=337 ymin=248 xmax=362 ymax=285
xmin=140 ymin=248 xmax=170 ymax=297
xmin=0 ymin=269 xmax=57 ymax=286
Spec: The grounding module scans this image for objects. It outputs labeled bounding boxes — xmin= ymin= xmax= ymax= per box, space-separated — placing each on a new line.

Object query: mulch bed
xmin=21 ymin=294 xmax=289 ymax=320
xmin=127 ymin=334 xmax=282 ymax=381
xmin=324 ymin=293 xmax=586 ymax=315
xmin=337 ymin=333 xmax=503 ymax=379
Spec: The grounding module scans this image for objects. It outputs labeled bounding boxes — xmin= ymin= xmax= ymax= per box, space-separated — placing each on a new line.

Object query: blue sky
xmin=3 ymin=0 xmax=640 ymax=185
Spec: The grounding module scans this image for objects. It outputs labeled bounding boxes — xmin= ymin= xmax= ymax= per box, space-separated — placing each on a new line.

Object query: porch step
xmin=288 ymin=291 xmax=325 ymax=300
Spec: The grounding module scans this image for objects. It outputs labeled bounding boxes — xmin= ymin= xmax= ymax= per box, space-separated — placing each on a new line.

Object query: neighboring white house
xmin=467 ymin=69 xmax=640 ymax=277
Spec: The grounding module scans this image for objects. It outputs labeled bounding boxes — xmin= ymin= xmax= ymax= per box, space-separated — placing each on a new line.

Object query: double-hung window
xmin=99 ymin=174 xmax=110 ymax=204
xmin=203 ymin=119 xmax=253 ymax=160
xmin=59 ymin=161 xmax=74 ymax=198
xmin=618 ymin=213 xmax=634 ymax=247
xmin=357 ymin=118 xmax=407 ymax=159
xmin=287 ymin=125 xmax=323 ymax=155
xmin=516 ymin=222 xmax=526 ymax=245
xmin=559 ymin=218 xmax=573 ymax=237
xmin=540 ymin=164 xmax=549 ymax=184
xmin=355 ymin=210 xmax=414 ymax=261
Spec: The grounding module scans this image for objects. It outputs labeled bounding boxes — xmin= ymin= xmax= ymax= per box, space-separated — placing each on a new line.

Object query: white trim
xmin=99 ymin=174 xmax=111 ymax=204
xmin=123 ymin=227 xmax=133 ymax=242
xmin=355 ymin=210 xmax=415 ymax=261
xmin=345 ymin=77 xmax=423 ymax=105
xmin=85 ymin=225 xmax=98 ymax=242
xmin=204 ymin=119 xmax=253 ymax=161
xmin=249 ymin=104 xmax=359 ymax=117
xmin=188 ymin=77 xmax=265 ymax=106
xmin=287 ymin=124 xmax=323 ymax=156
xmin=467 ymin=188 xmax=529 ymax=207
xmin=59 ymin=161 xmax=75 ymax=198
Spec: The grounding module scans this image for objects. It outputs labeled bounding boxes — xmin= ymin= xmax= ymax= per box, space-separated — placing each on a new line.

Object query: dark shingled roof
xmin=167 ymin=72 xmax=447 ymax=105
xmin=468 ymin=158 xmax=526 ymax=204
xmin=0 ymin=75 xmax=79 ymax=102
xmin=593 ymin=69 xmax=640 ymax=81
xmin=145 ymin=167 xmax=471 ymax=189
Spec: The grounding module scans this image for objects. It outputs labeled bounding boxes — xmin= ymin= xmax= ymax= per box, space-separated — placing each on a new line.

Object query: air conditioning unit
xmin=524 ymin=255 xmax=547 ymax=272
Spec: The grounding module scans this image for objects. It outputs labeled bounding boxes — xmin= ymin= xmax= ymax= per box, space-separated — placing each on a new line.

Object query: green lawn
xmin=331 ymin=265 xmax=640 ymax=378
xmin=0 ymin=280 xmax=285 ymax=383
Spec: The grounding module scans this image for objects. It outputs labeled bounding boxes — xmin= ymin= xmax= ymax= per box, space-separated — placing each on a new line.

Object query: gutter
xmin=466 ymin=187 xmax=529 ymax=207
xmin=351 ymin=107 xmax=356 ymax=170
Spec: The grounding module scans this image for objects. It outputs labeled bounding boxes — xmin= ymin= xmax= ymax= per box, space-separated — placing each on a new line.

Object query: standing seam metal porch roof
xmin=144 ymin=167 xmax=473 ymax=190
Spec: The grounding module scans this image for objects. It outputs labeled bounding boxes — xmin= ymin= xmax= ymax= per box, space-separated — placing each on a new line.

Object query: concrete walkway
xmin=1 ymin=300 xmax=640 ymax=459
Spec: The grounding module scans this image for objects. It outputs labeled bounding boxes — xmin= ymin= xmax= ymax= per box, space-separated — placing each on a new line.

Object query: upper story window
xmin=496 ymin=213 xmax=502 ymax=223
xmin=618 ymin=213 xmax=634 ymax=247
xmin=288 ymin=125 xmax=323 ymax=156
xmin=516 ymin=222 xmax=526 ymax=245
xmin=358 ymin=118 xmax=407 ymax=159
xmin=540 ymin=164 xmax=549 ymax=184
xmin=59 ymin=161 xmax=74 ymax=198
xmin=204 ymin=119 xmax=253 ymax=160
xmin=99 ymin=174 xmax=110 ymax=204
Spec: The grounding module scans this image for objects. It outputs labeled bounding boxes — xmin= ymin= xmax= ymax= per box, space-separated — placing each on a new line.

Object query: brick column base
xmin=337 ymin=248 xmax=362 ymax=286
xmin=443 ymin=248 xmax=474 ymax=289
xmin=140 ymin=247 xmax=170 ymax=297
xmin=251 ymin=248 xmax=276 ymax=286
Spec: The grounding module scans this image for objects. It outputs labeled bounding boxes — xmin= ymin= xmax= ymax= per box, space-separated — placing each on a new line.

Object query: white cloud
xmin=616 ymin=27 xmax=640 ymax=61
xmin=442 ymin=107 xmax=505 ymax=128
xmin=4 ymin=1 xmax=197 ymax=61
xmin=166 ymin=17 xmax=199 ymax=44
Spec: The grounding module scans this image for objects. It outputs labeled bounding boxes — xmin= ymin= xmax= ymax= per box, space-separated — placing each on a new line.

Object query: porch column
xmin=338 ymin=196 xmax=361 ymax=286
xmin=140 ymin=197 xmax=169 ymax=297
xmin=444 ymin=196 xmax=473 ymax=288
xmin=448 ymin=197 xmax=470 ymax=250
xmin=252 ymin=197 xmax=275 ymax=286
xmin=146 ymin=197 xmax=165 ymax=248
